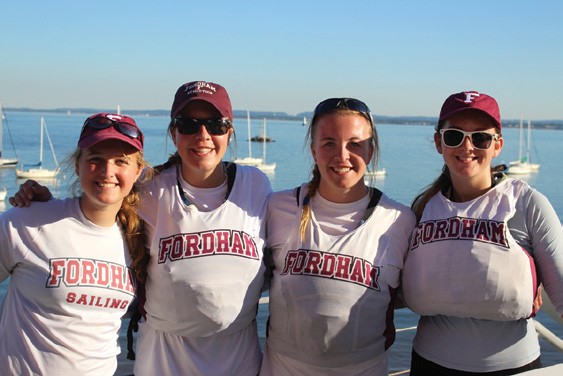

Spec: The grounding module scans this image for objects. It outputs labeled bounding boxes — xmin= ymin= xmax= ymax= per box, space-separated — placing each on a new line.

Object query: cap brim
xmin=171 ymin=98 xmax=230 ymax=119
xmin=440 ymin=108 xmax=501 ymax=129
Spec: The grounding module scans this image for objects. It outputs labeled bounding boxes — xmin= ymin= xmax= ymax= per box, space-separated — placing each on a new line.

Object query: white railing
xmin=258 ymin=296 xmax=563 ymax=376
xmin=534 ymin=320 xmax=563 ymax=352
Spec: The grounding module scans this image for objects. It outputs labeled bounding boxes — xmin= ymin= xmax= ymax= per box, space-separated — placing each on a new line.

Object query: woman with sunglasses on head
xmin=402 ymin=91 xmax=563 ymax=375
xmin=10 ymin=81 xmax=271 ymax=375
xmin=0 ymin=113 xmax=148 ymax=375
xmin=260 ymin=98 xmax=416 ymax=376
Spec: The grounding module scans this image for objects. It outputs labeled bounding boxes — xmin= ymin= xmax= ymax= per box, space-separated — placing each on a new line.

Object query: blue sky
xmin=1 ymin=1 xmax=562 ymax=120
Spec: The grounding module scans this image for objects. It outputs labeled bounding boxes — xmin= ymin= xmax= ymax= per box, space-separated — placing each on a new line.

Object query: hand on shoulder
xmin=8 ymin=179 xmax=52 ymax=207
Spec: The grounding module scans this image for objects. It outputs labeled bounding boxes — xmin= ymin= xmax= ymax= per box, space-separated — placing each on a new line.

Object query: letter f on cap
xmin=464 ymin=92 xmax=480 ymax=103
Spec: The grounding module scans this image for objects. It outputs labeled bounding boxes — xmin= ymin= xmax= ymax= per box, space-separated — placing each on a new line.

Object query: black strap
xmin=294 ymin=186 xmax=301 ymax=207
xmin=294 ymin=185 xmax=382 ymax=223
xmin=224 ymin=162 xmax=237 ymax=199
xmin=126 ymin=310 xmax=142 ymax=360
xmin=177 ymin=162 xmax=237 ymax=206
xmin=493 ymin=171 xmax=507 ymax=186
xmin=364 ymin=187 xmax=382 ymax=221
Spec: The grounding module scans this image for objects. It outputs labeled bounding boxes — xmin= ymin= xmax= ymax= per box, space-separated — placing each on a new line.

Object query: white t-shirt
xmin=261 ymin=184 xmax=416 ymax=376
xmin=134 ymin=163 xmax=272 ymax=376
xmin=402 ymin=177 xmax=563 ymax=372
xmin=0 ymin=197 xmax=134 ymax=376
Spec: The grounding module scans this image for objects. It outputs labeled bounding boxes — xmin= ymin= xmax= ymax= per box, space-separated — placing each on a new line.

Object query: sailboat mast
xmin=518 ymin=115 xmax=524 ymax=162
xmin=0 ymin=101 xmax=3 ymax=159
xmin=39 ymin=116 xmax=45 ymax=165
xmin=0 ymin=101 xmax=20 ymax=166
xmin=247 ymin=110 xmax=252 ymax=158
xmin=44 ymin=118 xmax=59 ymax=168
xmin=526 ymin=120 xmax=532 ymax=163
xmin=263 ymin=119 xmax=267 ymax=163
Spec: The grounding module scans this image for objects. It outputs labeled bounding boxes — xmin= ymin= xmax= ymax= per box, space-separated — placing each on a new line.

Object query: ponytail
xmin=154 ymin=152 xmax=182 ymax=173
xmin=299 ymin=165 xmax=321 ymax=241
xmin=411 ymin=165 xmax=451 ymax=223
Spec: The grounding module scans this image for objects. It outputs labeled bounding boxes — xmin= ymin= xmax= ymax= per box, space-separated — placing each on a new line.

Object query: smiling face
xmin=77 ymin=139 xmax=143 ymax=220
xmin=436 ymin=111 xmax=503 ymax=195
xmin=311 ymin=112 xmax=374 ymax=203
xmin=172 ymin=100 xmax=233 ymax=187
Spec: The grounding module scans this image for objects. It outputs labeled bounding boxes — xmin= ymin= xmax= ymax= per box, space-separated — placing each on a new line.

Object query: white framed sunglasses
xmin=439 ymin=129 xmax=500 ymax=150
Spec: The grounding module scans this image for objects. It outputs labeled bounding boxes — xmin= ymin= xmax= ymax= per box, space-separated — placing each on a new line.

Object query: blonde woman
xmin=261 ymin=98 xmax=415 ymax=376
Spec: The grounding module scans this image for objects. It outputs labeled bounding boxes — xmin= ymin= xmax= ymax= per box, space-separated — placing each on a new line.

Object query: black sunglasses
xmin=439 ymin=129 xmax=500 ymax=150
xmin=313 ymin=98 xmax=373 ymax=122
xmin=81 ymin=116 xmax=142 ymax=140
xmin=171 ymin=117 xmax=231 ymax=135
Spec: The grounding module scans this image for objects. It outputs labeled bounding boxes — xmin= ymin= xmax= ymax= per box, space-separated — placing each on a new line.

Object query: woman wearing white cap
xmin=0 ymin=113 xmax=148 ymax=375
xmin=402 ymin=91 xmax=563 ymax=375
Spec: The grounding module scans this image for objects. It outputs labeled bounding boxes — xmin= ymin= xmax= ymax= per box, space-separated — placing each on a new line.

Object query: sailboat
xmin=233 ymin=111 xmax=264 ymax=167
xmin=16 ymin=116 xmax=59 ymax=179
xmin=0 ymin=101 xmax=19 ymax=168
xmin=364 ymin=168 xmax=387 ymax=178
xmin=256 ymin=119 xmax=276 ymax=172
xmin=0 ymin=187 xmax=7 ymax=201
xmin=507 ymin=116 xmax=540 ymax=175
xmin=233 ymin=115 xmax=276 ymax=172
xmin=250 ymin=118 xmax=274 ymax=142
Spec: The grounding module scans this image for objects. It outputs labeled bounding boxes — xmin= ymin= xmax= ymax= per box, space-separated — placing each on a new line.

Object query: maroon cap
xmin=171 ymin=81 xmax=233 ymax=119
xmin=78 ymin=113 xmax=144 ymax=151
xmin=439 ymin=91 xmax=502 ymax=130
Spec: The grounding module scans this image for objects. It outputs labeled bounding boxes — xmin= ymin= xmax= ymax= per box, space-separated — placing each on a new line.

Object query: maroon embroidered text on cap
xmin=171 ymin=81 xmax=233 ymax=119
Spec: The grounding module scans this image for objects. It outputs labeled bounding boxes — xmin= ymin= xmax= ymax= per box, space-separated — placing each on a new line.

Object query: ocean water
xmin=0 ymin=112 xmax=561 ymax=373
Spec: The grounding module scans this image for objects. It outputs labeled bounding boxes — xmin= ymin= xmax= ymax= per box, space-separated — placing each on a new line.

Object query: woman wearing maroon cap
xmin=0 ymin=113 xmax=149 ymax=375
xmin=402 ymin=91 xmax=562 ymax=375
xmin=129 ymin=81 xmax=271 ymax=376
xmin=9 ymin=82 xmax=271 ymax=376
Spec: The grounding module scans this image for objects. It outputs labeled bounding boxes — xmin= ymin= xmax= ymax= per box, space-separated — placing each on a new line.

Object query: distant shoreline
xmin=5 ymin=108 xmax=563 ymax=130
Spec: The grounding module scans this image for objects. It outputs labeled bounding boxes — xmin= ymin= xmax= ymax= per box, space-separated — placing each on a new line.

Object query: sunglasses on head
xmin=171 ymin=117 xmax=231 ymax=135
xmin=439 ymin=129 xmax=500 ymax=150
xmin=313 ymin=98 xmax=373 ymax=122
xmin=81 ymin=116 xmax=142 ymax=140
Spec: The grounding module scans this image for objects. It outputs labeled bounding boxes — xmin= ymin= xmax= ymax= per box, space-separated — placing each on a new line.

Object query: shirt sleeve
xmin=0 ymin=215 xmax=13 ymax=282
xmin=0 ymin=209 xmax=23 ymax=282
xmin=509 ymin=187 xmax=563 ymax=314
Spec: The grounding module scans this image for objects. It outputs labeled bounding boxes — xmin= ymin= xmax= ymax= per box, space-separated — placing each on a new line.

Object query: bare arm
xmin=8 ymin=180 xmax=53 ymax=207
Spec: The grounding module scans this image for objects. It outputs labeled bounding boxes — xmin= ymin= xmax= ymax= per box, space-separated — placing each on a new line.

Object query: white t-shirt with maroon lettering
xmin=261 ymin=184 xmax=415 ymax=376
xmin=402 ymin=177 xmax=563 ymax=372
xmin=134 ymin=164 xmax=271 ymax=376
xmin=0 ymin=197 xmax=135 ymax=376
